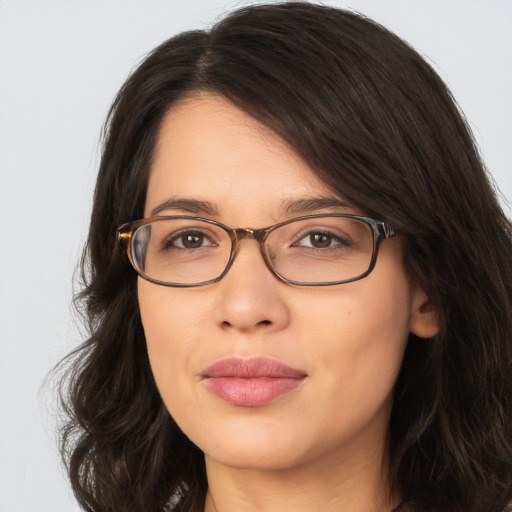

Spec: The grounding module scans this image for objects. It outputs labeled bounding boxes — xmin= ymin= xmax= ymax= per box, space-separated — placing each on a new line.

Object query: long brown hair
xmin=60 ymin=3 xmax=512 ymax=511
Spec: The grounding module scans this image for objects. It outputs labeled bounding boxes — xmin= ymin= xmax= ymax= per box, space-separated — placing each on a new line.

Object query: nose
xmin=212 ymin=239 xmax=291 ymax=334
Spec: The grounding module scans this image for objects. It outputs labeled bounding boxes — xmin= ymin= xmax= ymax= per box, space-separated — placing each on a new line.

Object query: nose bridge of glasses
xmin=233 ymin=227 xmax=267 ymax=243
xmin=229 ymin=227 xmax=276 ymax=280
xmin=231 ymin=227 xmax=272 ymax=268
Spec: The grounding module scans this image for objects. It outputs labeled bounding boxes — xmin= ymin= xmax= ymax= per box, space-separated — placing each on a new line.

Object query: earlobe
xmin=409 ymin=288 xmax=440 ymax=339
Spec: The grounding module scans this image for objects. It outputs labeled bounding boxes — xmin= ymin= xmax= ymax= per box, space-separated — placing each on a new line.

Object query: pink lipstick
xmin=201 ymin=357 xmax=307 ymax=407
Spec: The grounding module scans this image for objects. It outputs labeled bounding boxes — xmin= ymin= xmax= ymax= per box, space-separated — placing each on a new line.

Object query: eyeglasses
xmin=117 ymin=214 xmax=395 ymax=287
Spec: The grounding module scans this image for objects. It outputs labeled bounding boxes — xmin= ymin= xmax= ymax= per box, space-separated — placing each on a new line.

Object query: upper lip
xmin=201 ymin=357 xmax=307 ymax=379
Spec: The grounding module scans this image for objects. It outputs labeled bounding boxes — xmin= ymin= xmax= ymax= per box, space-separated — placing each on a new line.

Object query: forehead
xmin=145 ymin=94 xmax=340 ymax=221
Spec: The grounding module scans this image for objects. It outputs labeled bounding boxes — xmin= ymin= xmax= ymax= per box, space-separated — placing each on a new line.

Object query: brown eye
xmin=309 ymin=233 xmax=332 ymax=248
xmin=295 ymin=230 xmax=347 ymax=249
xmin=181 ymin=233 xmax=205 ymax=248
xmin=164 ymin=230 xmax=213 ymax=250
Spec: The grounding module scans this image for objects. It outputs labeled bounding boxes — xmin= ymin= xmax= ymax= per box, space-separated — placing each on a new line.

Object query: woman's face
xmin=138 ymin=94 xmax=436 ymax=475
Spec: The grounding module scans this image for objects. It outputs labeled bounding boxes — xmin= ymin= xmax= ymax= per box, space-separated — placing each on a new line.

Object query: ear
xmin=409 ymin=287 xmax=440 ymax=339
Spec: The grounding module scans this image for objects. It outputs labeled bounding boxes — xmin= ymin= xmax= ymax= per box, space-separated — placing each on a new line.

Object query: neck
xmin=203 ymin=440 xmax=399 ymax=512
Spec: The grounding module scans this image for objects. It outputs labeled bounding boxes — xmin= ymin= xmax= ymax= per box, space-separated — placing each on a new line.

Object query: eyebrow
xmin=280 ymin=196 xmax=353 ymax=215
xmin=150 ymin=198 xmax=219 ymax=217
xmin=149 ymin=195 xmax=352 ymax=218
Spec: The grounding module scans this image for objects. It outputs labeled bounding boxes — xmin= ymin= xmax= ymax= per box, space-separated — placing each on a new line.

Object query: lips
xmin=201 ymin=357 xmax=307 ymax=407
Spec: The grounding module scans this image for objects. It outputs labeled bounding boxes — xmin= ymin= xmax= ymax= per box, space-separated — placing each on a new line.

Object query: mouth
xmin=201 ymin=357 xmax=307 ymax=407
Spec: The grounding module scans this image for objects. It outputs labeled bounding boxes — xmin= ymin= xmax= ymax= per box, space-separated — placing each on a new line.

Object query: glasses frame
xmin=117 ymin=213 xmax=396 ymax=287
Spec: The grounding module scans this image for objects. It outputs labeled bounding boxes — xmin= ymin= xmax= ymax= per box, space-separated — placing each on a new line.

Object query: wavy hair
xmin=60 ymin=3 xmax=512 ymax=511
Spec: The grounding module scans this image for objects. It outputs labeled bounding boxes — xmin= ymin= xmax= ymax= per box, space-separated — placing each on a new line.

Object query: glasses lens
xmin=265 ymin=216 xmax=374 ymax=284
xmin=131 ymin=219 xmax=232 ymax=285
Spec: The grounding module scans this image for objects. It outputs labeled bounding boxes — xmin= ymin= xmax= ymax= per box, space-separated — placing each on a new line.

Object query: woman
xmin=60 ymin=3 xmax=512 ymax=511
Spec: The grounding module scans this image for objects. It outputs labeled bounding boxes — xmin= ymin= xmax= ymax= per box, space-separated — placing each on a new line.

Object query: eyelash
xmin=162 ymin=230 xmax=216 ymax=250
xmin=291 ymin=229 xmax=353 ymax=250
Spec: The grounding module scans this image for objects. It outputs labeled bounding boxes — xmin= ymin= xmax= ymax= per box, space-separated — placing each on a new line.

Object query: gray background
xmin=1 ymin=1 xmax=510 ymax=510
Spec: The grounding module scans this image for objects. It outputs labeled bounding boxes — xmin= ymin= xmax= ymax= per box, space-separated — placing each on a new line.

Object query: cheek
xmin=138 ymin=278 xmax=206 ymax=347
xmin=297 ymin=272 xmax=413 ymax=405
xmin=137 ymin=280 xmax=200 ymax=408
xmin=299 ymin=272 xmax=412 ymax=348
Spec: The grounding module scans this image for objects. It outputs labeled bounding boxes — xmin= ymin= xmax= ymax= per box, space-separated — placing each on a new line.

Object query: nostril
xmin=220 ymin=319 xmax=272 ymax=331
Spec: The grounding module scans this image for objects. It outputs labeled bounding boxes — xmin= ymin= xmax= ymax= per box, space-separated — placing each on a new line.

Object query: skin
xmin=138 ymin=93 xmax=438 ymax=512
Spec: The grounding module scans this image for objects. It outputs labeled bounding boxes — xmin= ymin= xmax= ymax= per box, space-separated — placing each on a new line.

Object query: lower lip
xmin=203 ymin=376 xmax=305 ymax=407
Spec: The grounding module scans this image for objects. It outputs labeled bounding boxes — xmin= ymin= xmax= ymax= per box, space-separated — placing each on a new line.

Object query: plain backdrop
xmin=0 ymin=1 xmax=510 ymax=511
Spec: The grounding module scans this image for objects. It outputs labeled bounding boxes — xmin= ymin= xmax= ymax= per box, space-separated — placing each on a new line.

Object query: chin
xmin=205 ymin=443 xmax=304 ymax=472
xmin=191 ymin=418 xmax=307 ymax=471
